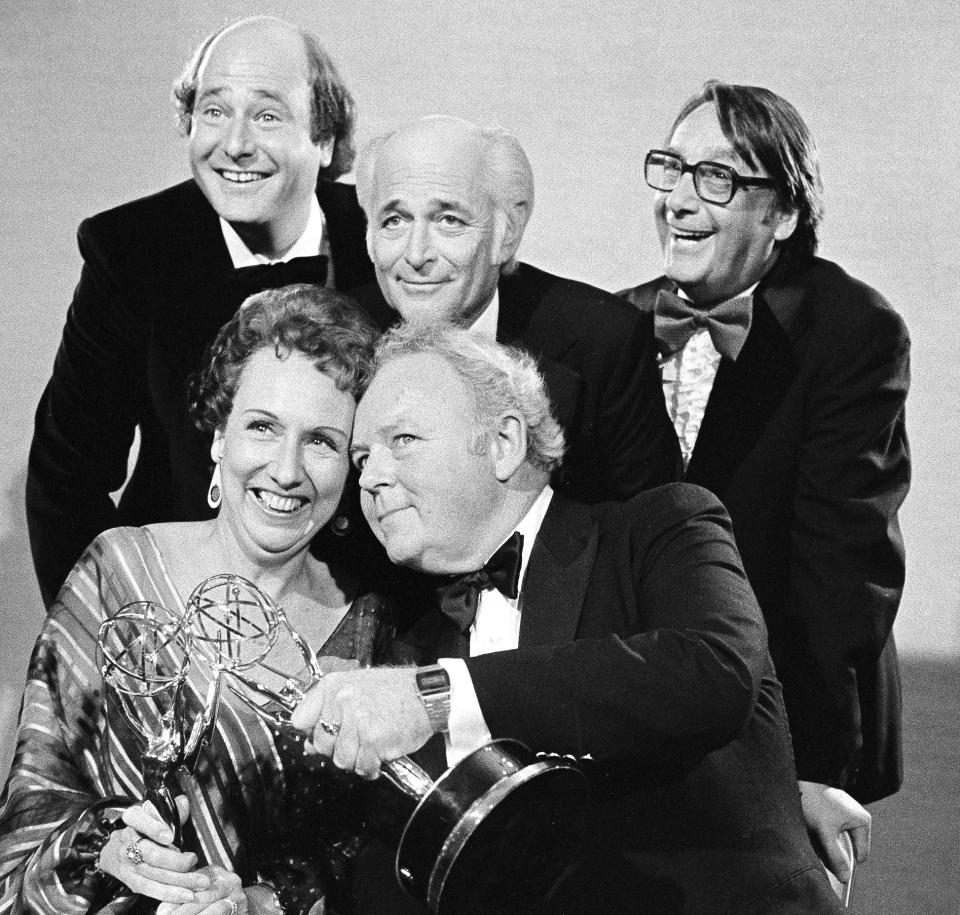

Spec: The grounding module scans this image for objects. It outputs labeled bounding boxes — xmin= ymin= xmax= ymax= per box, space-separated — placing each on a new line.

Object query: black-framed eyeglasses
xmin=644 ymin=149 xmax=777 ymax=205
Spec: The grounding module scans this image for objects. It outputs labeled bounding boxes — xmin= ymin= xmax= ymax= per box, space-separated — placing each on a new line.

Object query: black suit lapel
xmin=155 ymin=183 xmax=241 ymax=367
xmin=316 ymin=179 xmax=375 ymax=292
xmin=497 ymin=264 xmax=582 ymax=434
xmin=518 ymin=495 xmax=598 ymax=648
xmin=685 ymin=296 xmax=798 ymax=493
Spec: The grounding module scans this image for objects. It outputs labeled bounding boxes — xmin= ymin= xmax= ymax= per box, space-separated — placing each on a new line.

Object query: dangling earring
xmin=330 ymin=514 xmax=350 ymax=536
xmin=207 ymin=463 xmax=222 ymax=509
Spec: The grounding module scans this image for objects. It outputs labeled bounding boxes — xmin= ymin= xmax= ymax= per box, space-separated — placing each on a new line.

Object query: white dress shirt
xmin=439 ymin=485 xmax=554 ymax=764
xmin=467 ymin=288 xmax=500 ymax=340
xmin=219 ymin=196 xmax=333 ymax=285
xmin=660 ymin=283 xmax=759 ymax=468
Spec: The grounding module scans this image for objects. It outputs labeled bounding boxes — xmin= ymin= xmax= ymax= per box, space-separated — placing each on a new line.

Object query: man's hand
xmin=289 ymin=667 xmax=434 ymax=778
xmin=798 ymin=780 xmax=871 ymax=883
xmin=155 ymin=867 xmax=247 ymax=915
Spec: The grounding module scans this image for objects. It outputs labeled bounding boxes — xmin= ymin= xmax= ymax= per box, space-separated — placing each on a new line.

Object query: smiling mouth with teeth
xmin=253 ymin=489 xmax=307 ymax=513
xmin=218 ymin=170 xmax=269 ymax=184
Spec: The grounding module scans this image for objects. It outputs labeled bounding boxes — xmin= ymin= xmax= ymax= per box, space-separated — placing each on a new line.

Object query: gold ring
xmin=319 ymin=719 xmax=341 ymax=737
xmin=123 ymin=836 xmax=145 ymax=866
xmin=227 ymin=900 xmax=239 ymax=915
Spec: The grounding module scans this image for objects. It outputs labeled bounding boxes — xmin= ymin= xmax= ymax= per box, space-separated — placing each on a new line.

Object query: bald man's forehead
xmin=199 ymin=18 xmax=310 ymax=84
xmin=385 ymin=125 xmax=482 ymax=172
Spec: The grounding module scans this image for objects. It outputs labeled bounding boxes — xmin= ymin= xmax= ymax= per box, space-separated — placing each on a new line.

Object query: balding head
xmin=356 ymin=116 xmax=534 ymax=325
xmin=173 ymin=16 xmax=355 ymax=179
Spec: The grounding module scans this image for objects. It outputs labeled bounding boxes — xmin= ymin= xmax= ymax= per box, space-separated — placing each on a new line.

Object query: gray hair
xmin=370 ymin=322 xmax=565 ymax=473
xmin=355 ymin=116 xmax=534 ymax=273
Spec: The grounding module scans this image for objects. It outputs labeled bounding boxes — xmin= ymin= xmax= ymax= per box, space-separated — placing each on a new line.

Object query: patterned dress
xmin=0 ymin=527 xmax=392 ymax=914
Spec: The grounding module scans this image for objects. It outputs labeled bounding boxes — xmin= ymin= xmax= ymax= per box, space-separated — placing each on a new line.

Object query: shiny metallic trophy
xmin=184 ymin=574 xmax=588 ymax=915
xmin=97 ymin=601 xmax=220 ymax=847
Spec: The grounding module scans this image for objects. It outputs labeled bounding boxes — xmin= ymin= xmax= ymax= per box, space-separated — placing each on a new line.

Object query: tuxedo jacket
xmin=352 ymin=264 xmax=679 ymax=505
xmin=390 ymin=487 xmax=841 ymax=914
xmin=620 ymin=255 xmax=910 ymax=803
xmin=27 ymin=178 xmax=375 ymax=606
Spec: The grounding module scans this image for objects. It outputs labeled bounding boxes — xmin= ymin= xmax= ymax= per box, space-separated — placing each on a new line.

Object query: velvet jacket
xmin=383 ymin=487 xmax=842 ymax=914
xmin=620 ymin=255 xmax=910 ymax=802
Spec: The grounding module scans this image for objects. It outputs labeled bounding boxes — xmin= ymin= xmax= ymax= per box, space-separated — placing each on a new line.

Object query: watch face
xmin=417 ymin=666 xmax=451 ymax=694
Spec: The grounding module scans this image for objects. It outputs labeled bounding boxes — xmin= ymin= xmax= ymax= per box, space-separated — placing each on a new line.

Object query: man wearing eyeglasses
xmin=620 ymin=81 xmax=910 ymax=897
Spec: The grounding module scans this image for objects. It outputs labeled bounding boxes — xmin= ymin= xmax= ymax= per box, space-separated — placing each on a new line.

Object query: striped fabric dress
xmin=0 ymin=527 xmax=391 ymax=914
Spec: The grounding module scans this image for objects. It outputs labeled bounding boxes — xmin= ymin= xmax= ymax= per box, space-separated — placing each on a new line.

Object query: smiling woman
xmin=0 ymin=285 xmax=393 ymax=915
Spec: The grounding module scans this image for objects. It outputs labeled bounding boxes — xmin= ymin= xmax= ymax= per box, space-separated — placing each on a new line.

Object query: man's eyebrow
xmin=377 ymin=197 xmax=406 ymax=214
xmin=377 ymin=196 xmax=471 ymax=214
xmin=249 ymin=88 xmax=290 ymax=106
xmin=195 ymin=86 xmax=226 ymax=104
xmin=665 ymin=143 xmax=736 ymax=162
xmin=195 ymin=86 xmax=290 ymax=107
xmin=349 ymin=417 xmax=391 ymax=452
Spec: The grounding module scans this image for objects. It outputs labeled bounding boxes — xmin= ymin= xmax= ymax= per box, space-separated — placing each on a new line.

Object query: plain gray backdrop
xmin=1 ymin=1 xmax=957 ymax=910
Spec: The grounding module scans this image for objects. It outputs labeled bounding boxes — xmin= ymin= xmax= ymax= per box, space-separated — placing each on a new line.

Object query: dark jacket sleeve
xmin=26 ymin=217 xmax=147 ymax=606
xmin=777 ymin=297 xmax=910 ymax=794
xmin=465 ymin=486 xmax=768 ymax=764
xmin=590 ymin=305 xmax=680 ymax=496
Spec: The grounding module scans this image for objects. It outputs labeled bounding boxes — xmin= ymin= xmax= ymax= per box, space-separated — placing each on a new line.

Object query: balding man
xmin=351 ymin=116 xmax=678 ymax=506
xmin=27 ymin=17 xmax=374 ymax=605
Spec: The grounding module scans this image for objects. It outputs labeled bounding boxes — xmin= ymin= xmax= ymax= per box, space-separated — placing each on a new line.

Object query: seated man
xmin=619 ymin=81 xmax=910 ymax=884
xmin=350 ymin=115 xmax=678 ymax=504
xmin=27 ymin=16 xmax=373 ymax=606
xmin=292 ymin=323 xmax=844 ymax=914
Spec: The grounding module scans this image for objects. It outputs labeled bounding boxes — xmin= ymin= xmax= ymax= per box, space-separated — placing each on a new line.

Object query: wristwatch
xmin=415 ymin=664 xmax=451 ymax=733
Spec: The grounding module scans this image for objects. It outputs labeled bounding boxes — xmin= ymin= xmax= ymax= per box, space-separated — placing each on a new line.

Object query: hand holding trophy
xmin=184 ymin=573 xmax=588 ymax=915
xmin=97 ymin=601 xmax=219 ymax=847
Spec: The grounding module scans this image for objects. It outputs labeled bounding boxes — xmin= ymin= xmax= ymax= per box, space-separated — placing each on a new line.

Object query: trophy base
xmin=395 ymin=739 xmax=588 ymax=914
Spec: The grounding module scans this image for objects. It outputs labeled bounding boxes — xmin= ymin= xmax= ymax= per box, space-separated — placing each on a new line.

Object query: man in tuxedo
xmin=619 ymin=81 xmax=910 ymax=884
xmin=26 ymin=16 xmax=374 ymax=605
xmin=350 ymin=115 xmax=678 ymax=505
xmin=292 ymin=323 xmax=843 ymax=914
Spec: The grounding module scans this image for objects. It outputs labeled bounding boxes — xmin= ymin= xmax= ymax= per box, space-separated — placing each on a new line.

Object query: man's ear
xmin=490 ymin=412 xmax=528 ymax=482
xmin=210 ymin=429 xmax=225 ymax=464
xmin=315 ymin=136 xmax=335 ymax=170
xmin=773 ymin=205 xmax=799 ymax=243
xmin=491 ymin=204 xmax=528 ymax=267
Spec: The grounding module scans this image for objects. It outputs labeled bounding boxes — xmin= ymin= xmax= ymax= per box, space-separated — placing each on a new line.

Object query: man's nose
xmin=358 ymin=446 xmax=394 ymax=492
xmin=665 ymin=171 xmax=700 ymax=213
xmin=403 ymin=222 xmax=436 ymax=269
xmin=222 ymin=117 xmax=255 ymax=159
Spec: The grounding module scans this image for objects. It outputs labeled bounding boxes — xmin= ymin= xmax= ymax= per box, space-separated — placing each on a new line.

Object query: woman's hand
xmin=155 ymin=867 xmax=247 ymax=915
xmin=97 ymin=797 xmax=211 ymax=904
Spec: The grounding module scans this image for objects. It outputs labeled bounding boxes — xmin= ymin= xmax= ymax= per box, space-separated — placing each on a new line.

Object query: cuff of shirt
xmin=437 ymin=657 xmax=492 ymax=766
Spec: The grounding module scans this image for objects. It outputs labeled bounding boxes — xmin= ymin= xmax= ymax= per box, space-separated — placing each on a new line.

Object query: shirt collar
xmin=482 ymin=484 xmax=553 ymax=593
xmin=219 ymin=195 xmax=325 ymax=267
xmin=675 ymin=279 xmax=760 ymax=303
xmin=467 ymin=288 xmax=500 ymax=340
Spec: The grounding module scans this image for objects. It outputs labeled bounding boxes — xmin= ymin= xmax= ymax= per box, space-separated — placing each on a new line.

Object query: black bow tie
xmin=434 ymin=532 xmax=524 ymax=634
xmin=654 ymin=289 xmax=753 ymax=361
xmin=231 ymin=254 xmax=329 ymax=296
